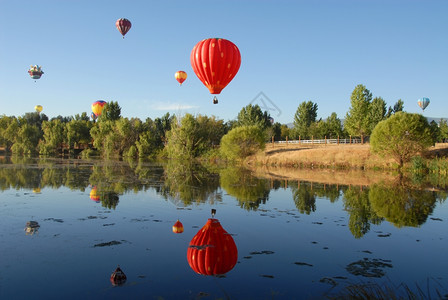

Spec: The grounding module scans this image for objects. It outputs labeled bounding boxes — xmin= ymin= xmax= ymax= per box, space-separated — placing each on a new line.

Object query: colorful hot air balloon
xmin=172 ymin=219 xmax=184 ymax=233
xmin=116 ymin=18 xmax=132 ymax=38
xmin=417 ymin=97 xmax=430 ymax=111
xmin=187 ymin=213 xmax=237 ymax=276
xmin=190 ymin=38 xmax=241 ymax=104
xmin=174 ymin=71 xmax=187 ymax=85
xmin=35 ymin=105 xmax=43 ymax=113
xmin=90 ymin=187 xmax=100 ymax=203
xmin=28 ymin=65 xmax=44 ymax=81
xmin=92 ymin=100 xmax=107 ymax=117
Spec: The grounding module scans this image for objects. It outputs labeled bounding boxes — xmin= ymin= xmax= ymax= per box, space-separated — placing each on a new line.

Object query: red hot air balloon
xmin=116 ymin=18 xmax=132 ymax=38
xmin=187 ymin=216 xmax=237 ymax=276
xmin=173 ymin=219 xmax=184 ymax=233
xmin=174 ymin=71 xmax=187 ymax=85
xmin=190 ymin=38 xmax=241 ymax=104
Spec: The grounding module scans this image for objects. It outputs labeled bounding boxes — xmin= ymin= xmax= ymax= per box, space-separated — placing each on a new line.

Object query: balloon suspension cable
xmin=213 ymin=96 xmax=218 ymax=104
xmin=211 ymin=209 xmax=216 ymax=219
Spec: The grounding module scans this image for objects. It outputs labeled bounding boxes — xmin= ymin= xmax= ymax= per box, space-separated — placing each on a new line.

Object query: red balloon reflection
xmin=187 ymin=217 xmax=237 ymax=276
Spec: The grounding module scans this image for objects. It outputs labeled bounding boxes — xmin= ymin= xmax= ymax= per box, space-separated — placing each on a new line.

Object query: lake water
xmin=1 ymin=157 xmax=447 ymax=299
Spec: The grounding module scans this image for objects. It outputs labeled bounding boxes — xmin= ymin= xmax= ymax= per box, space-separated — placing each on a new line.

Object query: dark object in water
xmin=110 ymin=265 xmax=127 ymax=286
xmin=25 ymin=221 xmax=40 ymax=235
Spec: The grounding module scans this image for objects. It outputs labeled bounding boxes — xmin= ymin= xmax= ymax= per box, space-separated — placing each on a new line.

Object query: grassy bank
xmin=248 ymin=143 xmax=448 ymax=170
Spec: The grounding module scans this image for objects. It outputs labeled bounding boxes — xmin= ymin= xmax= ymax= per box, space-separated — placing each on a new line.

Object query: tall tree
xmin=236 ymin=104 xmax=271 ymax=131
xmin=293 ymin=101 xmax=318 ymax=139
xmin=344 ymin=84 xmax=372 ymax=143
xmin=99 ymin=101 xmax=121 ymax=121
xmin=386 ymin=99 xmax=404 ymax=118
xmin=324 ymin=112 xmax=344 ymax=138
xmin=369 ymin=97 xmax=387 ymax=132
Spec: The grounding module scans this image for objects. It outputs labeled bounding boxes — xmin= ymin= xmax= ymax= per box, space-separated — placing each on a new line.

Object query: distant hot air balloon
xmin=28 ymin=65 xmax=44 ymax=81
xmin=187 ymin=210 xmax=237 ymax=276
xmin=172 ymin=219 xmax=184 ymax=233
xmin=116 ymin=18 xmax=131 ymax=38
xmin=175 ymin=71 xmax=187 ymax=85
xmin=35 ymin=105 xmax=43 ymax=113
xmin=417 ymin=97 xmax=430 ymax=111
xmin=92 ymin=100 xmax=107 ymax=117
xmin=91 ymin=112 xmax=97 ymax=121
xmin=190 ymin=38 xmax=241 ymax=104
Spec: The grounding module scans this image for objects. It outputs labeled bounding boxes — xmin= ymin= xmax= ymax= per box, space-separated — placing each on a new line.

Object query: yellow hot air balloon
xmin=175 ymin=71 xmax=187 ymax=85
xmin=35 ymin=105 xmax=43 ymax=113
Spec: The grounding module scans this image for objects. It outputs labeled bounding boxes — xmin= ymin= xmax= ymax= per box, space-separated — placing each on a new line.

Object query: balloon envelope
xmin=417 ymin=97 xmax=430 ymax=111
xmin=116 ymin=18 xmax=131 ymax=38
xmin=35 ymin=105 xmax=43 ymax=113
xmin=28 ymin=65 xmax=44 ymax=80
xmin=92 ymin=100 xmax=107 ymax=117
xmin=190 ymin=38 xmax=241 ymax=96
xmin=175 ymin=71 xmax=187 ymax=85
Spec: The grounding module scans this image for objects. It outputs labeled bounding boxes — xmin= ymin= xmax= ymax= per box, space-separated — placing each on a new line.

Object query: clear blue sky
xmin=1 ymin=0 xmax=447 ymax=124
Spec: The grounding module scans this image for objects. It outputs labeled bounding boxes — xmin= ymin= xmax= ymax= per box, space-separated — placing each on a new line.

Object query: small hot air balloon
xmin=110 ymin=265 xmax=127 ymax=286
xmin=187 ymin=210 xmax=237 ymax=276
xmin=92 ymin=100 xmax=107 ymax=117
xmin=28 ymin=65 xmax=44 ymax=81
xmin=116 ymin=18 xmax=131 ymax=38
xmin=417 ymin=97 xmax=430 ymax=111
xmin=174 ymin=71 xmax=187 ymax=86
xmin=190 ymin=38 xmax=241 ymax=104
xmin=35 ymin=105 xmax=43 ymax=113
xmin=172 ymin=219 xmax=184 ymax=233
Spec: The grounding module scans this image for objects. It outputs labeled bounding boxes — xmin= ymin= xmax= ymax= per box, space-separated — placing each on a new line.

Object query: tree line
xmin=1 ymin=84 xmax=448 ymax=161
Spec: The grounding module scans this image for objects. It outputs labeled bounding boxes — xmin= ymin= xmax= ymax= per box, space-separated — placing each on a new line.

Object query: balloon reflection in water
xmin=89 ymin=187 xmax=100 ymax=203
xmin=110 ymin=265 xmax=127 ymax=286
xmin=172 ymin=219 xmax=184 ymax=233
xmin=25 ymin=221 xmax=40 ymax=235
xmin=187 ymin=210 xmax=237 ymax=276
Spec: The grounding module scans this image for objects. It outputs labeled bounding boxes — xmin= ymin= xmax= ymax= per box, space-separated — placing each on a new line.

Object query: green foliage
xmin=39 ymin=119 xmax=65 ymax=155
xmin=344 ymin=84 xmax=372 ymax=142
xmin=291 ymin=182 xmax=316 ymax=214
xmin=368 ymin=97 xmax=387 ymax=132
xmin=293 ymin=101 xmax=318 ymax=139
xmin=65 ymin=117 xmax=93 ymax=150
xmin=219 ymin=166 xmax=270 ymax=210
xmin=439 ymin=119 xmax=448 ymax=142
xmin=370 ymin=112 xmax=434 ymax=167
xmin=98 ymin=101 xmax=121 ymax=121
xmin=386 ymin=99 xmax=404 ymax=118
xmin=236 ymin=104 xmax=272 ymax=131
xmin=11 ymin=123 xmax=42 ymax=155
xmin=369 ymin=183 xmax=436 ymax=227
xmin=0 ymin=115 xmax=18 ymax=151
xmin=220 ymin=125 xmax=266 ymax=161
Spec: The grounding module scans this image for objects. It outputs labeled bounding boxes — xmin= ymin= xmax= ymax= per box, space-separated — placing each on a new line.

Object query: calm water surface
xmin=0 ymin=157 xmax=447 ymax=299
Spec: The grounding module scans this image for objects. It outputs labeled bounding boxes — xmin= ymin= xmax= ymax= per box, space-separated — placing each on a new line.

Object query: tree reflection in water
xmin=219 ymin=167 xmax=270 ymax=210
xmin=0 ymin=157 xmax=446 ymax=236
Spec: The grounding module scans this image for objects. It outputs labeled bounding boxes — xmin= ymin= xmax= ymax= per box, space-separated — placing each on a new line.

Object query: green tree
xmin=236 ymin=104 xmax=271 ymax=131
xmin=65 ymin=116 xmax=93 ymax=151
xmin=344 ymin=84 xmax=372 ymax=143
xmin=39 ymin=119 xmax=65 ymax=155
xmin=439 ymin=119 xmax=448 ymax=142
xmin=368 ymin=97 xmax=387 ymax=132
xmin=291 ymin=182 xmax=316 ymax=215
xmin=370 ymin=112 xmax=434 ymax=168
xmin=165 ymin=114 xmax=203 ymax=159
xmin=98 ymin=101 xmax=121 ymax=121
xmin=11 ymin=123 xmax=42 ymax=154
xmin=386 ymin=99 xmax=404 ymax=118
xmin=0 ymin=115 xmax=18 ymax=152
xmin=220 ymin=125 xmax=266 ymax=161
xmin=324 ymin=112 xmax=344 ymax=138
xmin=280 ymin=124 xmax=290 ymax=140
xmin=293 ymin=101 xmax=318 ymax=139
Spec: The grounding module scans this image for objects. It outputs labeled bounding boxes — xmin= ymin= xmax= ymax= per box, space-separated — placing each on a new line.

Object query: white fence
xmin=275 ymin=138 xmax=362 ymax=145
